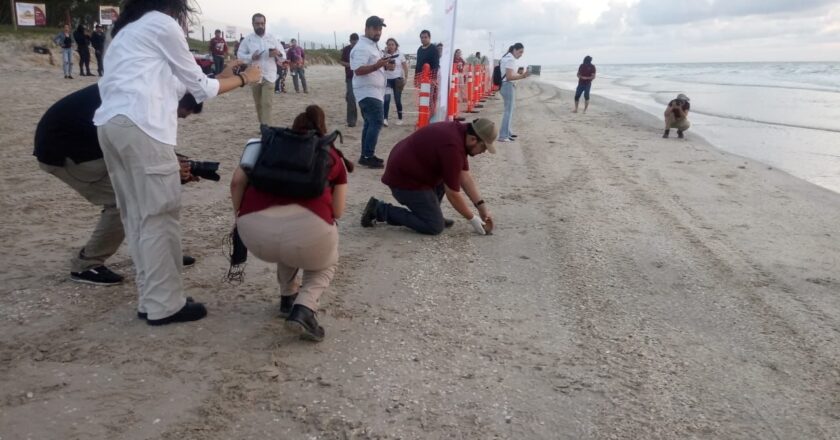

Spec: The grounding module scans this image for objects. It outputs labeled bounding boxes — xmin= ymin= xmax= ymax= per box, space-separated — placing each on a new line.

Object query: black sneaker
xmin=677 ymin=130 xmax=685 ymax=139
xmin=138 ymin=296 xmax=194 ymax=320
xmin=662 ymin=129 xmax=670 ymax=138
xmin=285 ymin=304 xmax=324 ymax=342
xmin=279 ymin=293 xmax=298 ymax=317
xmin=371 ymin=155 xmax=385 ymax=164
xmin=358 ymin=156 xmax=384 ymax=169
xmin=444 ymin=218 xmax=455 ymax=228
xmin=182 ymin=255 xmax=196 ymax=267
xmin=146 ymin=301 xmax=207 ymax=326
xmin=70 ymin=265 xmax=124 ymax=286
xmin=361 ymin=197 xmax=379 ymax=227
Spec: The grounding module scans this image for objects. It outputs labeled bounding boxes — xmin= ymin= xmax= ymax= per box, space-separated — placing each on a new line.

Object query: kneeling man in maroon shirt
xmin=361 ymin=118 xmax=498 ymax=235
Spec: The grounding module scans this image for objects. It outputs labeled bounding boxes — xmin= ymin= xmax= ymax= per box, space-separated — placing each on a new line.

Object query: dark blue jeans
xmin=376 ymin=184 xmax=445 ymax=235
xmin=359 ymin=97 xmax=384 ymax=158
xmin=575 ymin=83 xmax=592 ymax=101
xmin=384 ymin=78 xmax=403 ymax=120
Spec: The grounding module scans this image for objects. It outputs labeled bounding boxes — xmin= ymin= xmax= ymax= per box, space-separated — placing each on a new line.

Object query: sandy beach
xmin=1 ymin=62 xmax=839 ymax=439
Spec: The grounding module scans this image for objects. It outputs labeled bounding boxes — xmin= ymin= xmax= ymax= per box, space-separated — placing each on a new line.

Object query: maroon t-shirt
xmin=577 ymin=64 xmax=596 ymax=85
xmin=209 ymin=37 xmax=228 ymax=57
xmin=382 ymin=121 xmax=470 ymax=191
xmin=238 ymin=147 xmax=348 ymax=225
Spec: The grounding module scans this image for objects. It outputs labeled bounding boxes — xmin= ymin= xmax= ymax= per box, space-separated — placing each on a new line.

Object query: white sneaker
xmin=396 ymin=119 xmax=404 ymax=126
xmin=383 ymin=119 xmax=389 ymax=127
xmin=497 ymin=138 xmax=513 ymax=143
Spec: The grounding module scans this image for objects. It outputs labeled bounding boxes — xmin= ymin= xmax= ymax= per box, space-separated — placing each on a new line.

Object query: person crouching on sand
xmin=663 ymin=93 xmax=691 ymax=138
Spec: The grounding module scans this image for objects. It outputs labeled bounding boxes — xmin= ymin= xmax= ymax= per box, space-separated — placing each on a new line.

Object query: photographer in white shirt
xmin=94 ymin=0 xmax=262 ymax=326
xmin=237 ymin=13 xmax=284 ymax=127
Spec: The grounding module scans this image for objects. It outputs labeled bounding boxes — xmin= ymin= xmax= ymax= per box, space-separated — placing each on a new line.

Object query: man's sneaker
xmin=358 ymin=156 xmax=384 ymax=169
xmin=361 ymin=197 xmax=379 ymax=227
xmin=138 ymin=296 xmax=194 ymax=320
xmin=497 ymin=138 xmax=513 ymax=143
xmin=677 ymin=130 xmax=685 ymax=139
xmin=146 ymin=301 xmax=207 ymax=326
xmin=444 ymin=218 xmax=455 ymax=228
xmin=279 ymin=293 xmax=298 ymax=317
xmin=383 ymin=119 xmax=389 ymax=127
xmin=371 ymin=155 xmax=385 ymax=164
xmin=510 ymin=134 xmax=518 ymax=138
xmin=183 ymin=255 xmax=196 ymax=267
xmin=662 ymin=129 xmax=670 ymax=138
xmin=396 ymin=119 xmax=404 ymax=126
xmin=285 ymin=304 xmax=325 ymax=342
xmin=70 ymin=265 xmax=124 ymax=286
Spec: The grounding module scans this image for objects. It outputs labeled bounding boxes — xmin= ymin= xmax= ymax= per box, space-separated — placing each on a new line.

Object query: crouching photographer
xmin=34 ymin=84 xmax=208 ymax=286
xmin=663 ymin=93 xmax=691 ymax=139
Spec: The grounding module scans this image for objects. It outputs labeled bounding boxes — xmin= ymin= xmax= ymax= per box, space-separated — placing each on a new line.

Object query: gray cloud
xmin=634 ymin=0 xmax=837 ymax=26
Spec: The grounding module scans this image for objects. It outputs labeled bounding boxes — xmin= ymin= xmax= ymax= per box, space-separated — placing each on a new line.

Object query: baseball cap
xmin=470 ymin=118 xmax=498 ymax=154
xmin=677 ymin=93 xmax=690 ymax=102
xmin=365 ymin=16 xmax=386 ymax=28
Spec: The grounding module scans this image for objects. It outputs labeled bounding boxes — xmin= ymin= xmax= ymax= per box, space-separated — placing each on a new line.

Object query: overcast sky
xmin=192 ymin=0 xmax=840 ymax=65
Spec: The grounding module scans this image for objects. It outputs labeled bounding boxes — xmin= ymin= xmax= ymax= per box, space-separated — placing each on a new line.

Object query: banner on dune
xmin=15 ymin=3 xmax=46 ymax=26
xmin=432 ymin=0 xmax=457 ymax=122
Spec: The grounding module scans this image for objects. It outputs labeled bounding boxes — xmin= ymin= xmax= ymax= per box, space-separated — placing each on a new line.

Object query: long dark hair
xmin=583 ymin=55 xmax=593 ymax=65
xmin=292 ymin=105 xmax=354 ymax=173
xmin=112 ymin=0 xmax=197 ymax=37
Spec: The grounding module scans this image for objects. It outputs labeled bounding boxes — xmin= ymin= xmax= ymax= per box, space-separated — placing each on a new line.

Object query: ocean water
xmin=540 ymin=62 xmax=840 ymax=194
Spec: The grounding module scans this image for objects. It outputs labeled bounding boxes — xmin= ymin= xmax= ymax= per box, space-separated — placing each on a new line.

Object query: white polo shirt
xmin=93 ymin=11 xmax=219 ymax=145
xmin=237 ymin=32 xmax=282 ymax=83
xmin=350 ymin=36 xmax=386 ymax=102
xmin=500 ymin=52 xmax=517 ymax=83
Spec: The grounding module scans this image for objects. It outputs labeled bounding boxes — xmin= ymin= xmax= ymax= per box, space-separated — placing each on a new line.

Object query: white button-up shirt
xmin=237 ymin=32 xmax=283 ymax=83
xmin=350 ymin=36 xmax=386 ymax=102
xmin=93 ymin=11 xmax=219 ymax=145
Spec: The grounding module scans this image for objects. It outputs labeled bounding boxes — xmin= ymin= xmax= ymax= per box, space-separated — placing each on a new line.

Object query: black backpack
xmin=492 ymin=65 xmax=503 ymax=86
xmin=248 ymin=126 xmax=342 ymax=199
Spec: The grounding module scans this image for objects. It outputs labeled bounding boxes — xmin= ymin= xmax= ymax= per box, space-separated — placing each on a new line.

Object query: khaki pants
xmin=97 ymin=115 xmax=186 ymax=320
xmin=236 ymin=205 xmax=338 ymax=312
xmin=251 ymin=79 xmax=274 ymax=126
xmin=39 ymin=158 xmax=125 ymax=272
xmin=666 ymin=114 xmax=691 ymax=131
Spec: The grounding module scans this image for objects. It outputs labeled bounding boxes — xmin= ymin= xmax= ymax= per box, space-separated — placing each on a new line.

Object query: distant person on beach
xmin=273 ymin=45 xmax=288 ymax=94
xmin=453 ymin=49 xmax=465 ymax=73
xmin=209 ymin=29 xmax=228 ymax=75
xmin=663 ymin=93 xmax=691 ymax=138
xmin=230 ymin=105 xmax=352 ymax=342
xmin=34 ymin=84 xmax=204 ymax=286
xmin=497 ymin=43 xmax=529 ymax=143
xmin=415 ymin=30 xmax=440 ymax=114
xmin=287 ymin=39 xmax=308 ymax=93
xmin=573 ymin=55 xmax=596 ymax=113
xmin=338 ymin=33 xmax=359 ymax=127
xmin=73 ymin=24 xmax=92 ymax=76
xmin=383 ymin=37 xmax=408 ymax=127
xmin=91 ymin=24 xmax=106 ymax=76
xmin=238 ymin=13 xmax=282 ymax=127
xmin=54 ymin=24 xmax=73 ymax=79
xmin=94 ymin=0 xmax=262 ymax=325
xmin=361 ymin=119 xmax=498 ymax=236
xmin=350 ymin=15 xmax=391 ymax=168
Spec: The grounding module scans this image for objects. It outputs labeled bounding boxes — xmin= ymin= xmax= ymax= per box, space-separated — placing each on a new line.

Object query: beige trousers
xmin=97 ymin=115 xmax=186 ymax=320
xmin=666 ymin=114 xmax=691 ymax=131
xmin=251 ymin=79 xmax=274 ymax=126
xmin=237 ymin=205 xmax=338 ymax=312
xmin=39 ymin=158 xmax=125 ymax=272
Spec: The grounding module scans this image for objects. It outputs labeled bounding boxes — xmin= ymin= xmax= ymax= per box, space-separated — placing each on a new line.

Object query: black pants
xmin=78 ymin=47 xmax=91 ymax=74
xmin=376 ymin=184 xmax=446 ymax=235
xmin=94 ymin=50 xmax=103 ymax=75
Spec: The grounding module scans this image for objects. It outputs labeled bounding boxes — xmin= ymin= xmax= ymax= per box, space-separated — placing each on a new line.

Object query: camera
xmin=188 ymin=160 xmax=221 ymax=181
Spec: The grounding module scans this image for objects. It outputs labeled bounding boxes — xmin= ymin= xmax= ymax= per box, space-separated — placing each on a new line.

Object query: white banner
xmin=225 ymin=26 xmax=237 ymax=39
xmin=15 ymin=3 xmax=46 ymax=26
xmin=432 ymin=0 xmax=457 ymax=122
xmin=99 ymin=6 xmax=120 ymax=26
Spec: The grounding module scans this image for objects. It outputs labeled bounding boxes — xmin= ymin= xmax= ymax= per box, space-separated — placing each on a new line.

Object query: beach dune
xmin=1 ymin=64 xmax=838 ymax=439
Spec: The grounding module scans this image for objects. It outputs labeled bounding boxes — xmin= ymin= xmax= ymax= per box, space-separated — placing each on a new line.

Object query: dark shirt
xmin=415 ymin=45 xmax=440 ymax=74
xmin=34 ymin=85 xmax=103 ymax=166
xmin=90 ymin=31 xmax=105 ymax=51
xmin=577 ymin=64 xmax=596 ymax=85
xmin=209 ymin=36 xmax=227 ymax=57
xmin=73 ymin=29 xmax=89 ymax=49
xmin=341 ymin=44 xmax=354 ymax=80
xmin=382 ymin=121 xmax=470 ymax=191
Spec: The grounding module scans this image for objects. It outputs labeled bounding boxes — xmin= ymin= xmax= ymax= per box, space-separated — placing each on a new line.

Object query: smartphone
xmin=383 ymin=53 xmax=400 ymax=60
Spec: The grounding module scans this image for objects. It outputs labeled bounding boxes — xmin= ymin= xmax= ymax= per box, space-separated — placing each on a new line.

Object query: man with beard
xmin=360 ymin=118 xmax=499 ymax=236
xmin=237 ymin=13 xmax=283 ymax=127
xmin=350 ymin=16 xmax=392 ymax=168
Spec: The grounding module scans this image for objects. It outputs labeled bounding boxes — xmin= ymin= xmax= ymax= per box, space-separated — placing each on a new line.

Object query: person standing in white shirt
xmin=94 ymin=0 xmax=262 ymax=326
xmin=237 ymin=13 xmax=284 ymax=127
xmin=497 ymin=42 xmax=528 ymax=142
xmin=350 ymin=15 xmax=392 ymax=169
xmin=383 ymin=38 xmax=408 ymax=127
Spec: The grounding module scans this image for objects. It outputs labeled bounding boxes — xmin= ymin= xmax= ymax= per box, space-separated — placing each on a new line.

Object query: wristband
xmin=474 ymin=199 xmax=485 ymax=207
xmin=238 ymin=73 xmax=246 ymax=87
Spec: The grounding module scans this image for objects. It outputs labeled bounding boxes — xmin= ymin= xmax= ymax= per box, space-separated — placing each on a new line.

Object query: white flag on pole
xmin=432 ymin=0 xmax=458 ymax=122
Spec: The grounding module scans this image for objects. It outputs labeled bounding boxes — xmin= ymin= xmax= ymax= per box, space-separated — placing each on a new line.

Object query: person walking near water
xmin=573 ymin=55 xmax=596 ymax=113
xmin=663 ymin=94 xmax=691 ymax=138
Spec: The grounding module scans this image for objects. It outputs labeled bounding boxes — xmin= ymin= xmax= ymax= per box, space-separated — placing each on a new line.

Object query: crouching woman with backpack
xmin=230 ymin=105 xmax=352 ymax=341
